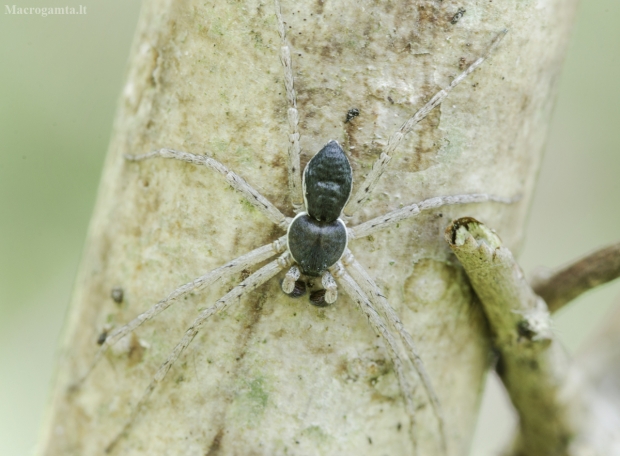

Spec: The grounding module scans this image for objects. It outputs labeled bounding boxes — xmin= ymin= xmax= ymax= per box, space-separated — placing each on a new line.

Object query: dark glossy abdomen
xmin=304 ymin=141 xmax=352 ymax=223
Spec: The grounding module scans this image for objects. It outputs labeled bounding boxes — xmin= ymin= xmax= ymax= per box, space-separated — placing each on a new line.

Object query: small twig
xmin=445 ymin=217 xmax=575 ymax=456
xmin=531 ymin=242 xmax=620 ymax=313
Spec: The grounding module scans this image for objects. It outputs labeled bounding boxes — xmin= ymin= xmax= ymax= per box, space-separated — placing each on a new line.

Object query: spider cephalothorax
xmin=75 ymin=1 xmax=513 ymax=453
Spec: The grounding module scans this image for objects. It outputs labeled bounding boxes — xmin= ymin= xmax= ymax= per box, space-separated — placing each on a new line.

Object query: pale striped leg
xmin=126 ymin=149 xmax=290 ymax=229
xmin=349 ymin=193 xmax=516 ymax=240
xmin=72 ymin=236 xmax=287 ymax=390
xmin=341 ymin=251 xmax=448 ymax=456
xmin=274 ymin=0 xmax=303 ymax=210
xmin=344 ymin=30 xmax=508 ymax=216
xmin=322 ymin=271 xmax=338 ymax=304
xmin=105 ymin=254 xmax=289 ymax=454
xmin=332 ymin=262 xmax=419 ymax=452
xmin=282 ymin=265 xmax=301 ymax=293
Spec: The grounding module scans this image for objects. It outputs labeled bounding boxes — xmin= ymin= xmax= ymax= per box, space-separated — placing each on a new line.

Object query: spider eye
xmin=303 ymin=140 xmax=352 ymax=222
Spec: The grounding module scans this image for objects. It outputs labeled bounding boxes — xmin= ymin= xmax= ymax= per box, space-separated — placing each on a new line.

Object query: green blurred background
xmin=0 ymin=0 xmax=618 ymax=454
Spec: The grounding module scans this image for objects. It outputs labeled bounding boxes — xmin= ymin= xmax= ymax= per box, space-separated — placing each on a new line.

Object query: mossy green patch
xmin=235 ymin=145 xmax=254 ymax=164
xmin=209 ymin=17 xmax=225 ymax=37
xmin=239 ymin=197 xmax=258 ymax=213
xmin=249 ymin=30 xmax=267 ymax=50
xmin=301 ymin=425 xmax=330 ymax=443
xmin=210 ymin=138 xmax=229 ymax=158
xmin=218 ymin=90 xmax=230 ymax=104
xmin=232 ymin=375 xmax=270 ymax=425
xmin=247 ymin=377 xmax=268 ymax=408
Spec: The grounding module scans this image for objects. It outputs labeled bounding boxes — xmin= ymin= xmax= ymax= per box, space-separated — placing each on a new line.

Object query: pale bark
xmin=38 ymin=0 xmax=577 ymax=454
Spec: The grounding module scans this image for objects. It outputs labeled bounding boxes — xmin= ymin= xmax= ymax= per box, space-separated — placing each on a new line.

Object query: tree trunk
xmin=38 ymin=0 xmax=577 ymax=454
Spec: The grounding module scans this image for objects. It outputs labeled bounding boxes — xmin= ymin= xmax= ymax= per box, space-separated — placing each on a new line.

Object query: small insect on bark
xmin=345 ymin=107 xmax=360 ymax=123
xmin=70 ymin=1 xmax=514 ymax=454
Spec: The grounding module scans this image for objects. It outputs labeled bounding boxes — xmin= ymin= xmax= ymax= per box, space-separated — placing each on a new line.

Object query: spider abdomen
xmin=303 ymin=140 xmax=352 ymax=223
xmin=287 ymin=213 xmax=347 ymax=277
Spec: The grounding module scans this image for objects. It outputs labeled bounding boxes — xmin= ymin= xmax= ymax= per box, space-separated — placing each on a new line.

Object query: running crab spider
xmin=76 ymin=1 xmax=512 ymax=453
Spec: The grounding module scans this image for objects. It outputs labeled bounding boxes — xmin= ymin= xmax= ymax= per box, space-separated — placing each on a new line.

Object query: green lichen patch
xmin=231 ymin=375 xmax=270 ymax=426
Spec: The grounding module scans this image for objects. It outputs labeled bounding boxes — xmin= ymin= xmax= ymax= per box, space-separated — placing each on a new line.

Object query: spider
xmin=76 ymin=1 xmax=511 ymax=453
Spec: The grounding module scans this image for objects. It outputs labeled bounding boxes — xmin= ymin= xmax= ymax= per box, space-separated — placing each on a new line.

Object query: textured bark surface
xmin=39 ymin=0 xmax=577 ymax=454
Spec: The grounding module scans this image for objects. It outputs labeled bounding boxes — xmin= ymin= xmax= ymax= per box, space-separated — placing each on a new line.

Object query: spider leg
xmin=331 ymin=261 xmax=419 ymax=452
xmin=341 ymin=250 xmax=448 ymax=456
xmin=105 ymin=253 xmax=289 ymax=454
xmin=344 ymin=30 xmax=508 ymax=217
xmin=274 ymin=0 xmax=303 ymax=211
xmin=72 ymin=236 xmax=287 ymax=390
xmin=126 ymin=149 xmax=290 ymax=229
xmin=349 ymin=192 xmax=516 ymax=239
xmin=321 ymin=270 xmax=338 ymax=304
xmin=282 ymin=265 xmax=301 ymax=293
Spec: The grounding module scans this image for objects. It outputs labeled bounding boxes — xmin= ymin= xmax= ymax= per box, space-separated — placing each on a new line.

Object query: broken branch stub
xmin=445 ymin=217 xmax=575 ymax=456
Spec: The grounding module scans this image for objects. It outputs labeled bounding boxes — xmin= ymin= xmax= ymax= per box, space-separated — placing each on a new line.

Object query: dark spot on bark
xmin=240 ymin=269 xmax=251 ymax=281
xmin=97 ymin=330 xmax=108 ymax=345
xmin=495 ymin=352 xmax=506 ymax=377
xmin=517 ymin=320 xmax=536 ymax=341
xmin=315 ymin=0 xmax=324 ymax=15
xmin=127 ymin=333 xmax=146 ymax=365
xmin=205 ymin=428 xmax=224 ymax=455
xmin=417 ymin=3 xmax=438 ymax=26
xmin=411 ymin=102 xmax=442 ymax=172
xmin=520 ymin=93 xmax=531 ymax=113
xmin=111 ymin=287 xmax=124 ymax=304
